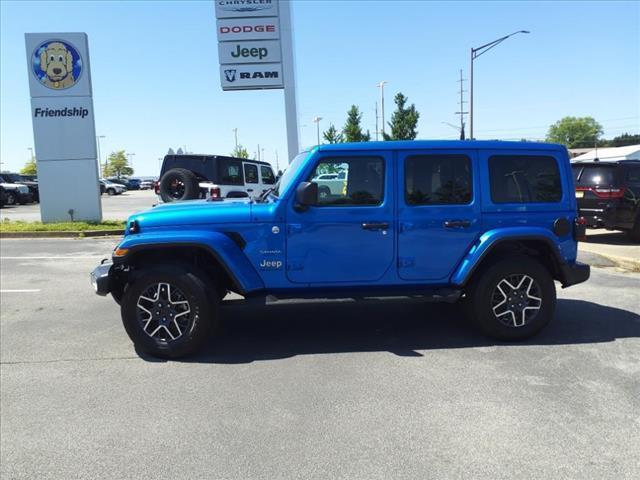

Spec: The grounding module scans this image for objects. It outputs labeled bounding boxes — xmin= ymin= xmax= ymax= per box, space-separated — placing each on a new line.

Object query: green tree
xmin=231 ymin=144 xmax=249 ymax=158
xmin=383 ymin=93 xmax=420 ymax=140
xmin=104 ymin=150 xmax=133 ymax=178
xmin=546 ymin=116 xmax=603 ymax=148
xmin=323 ymin=123 xmax=343 ymax=144
xmin=20 ymin=158 xmax=37 ymax=175
xmin=609 ymin=133 xmax=640 ymax=147
xmin=342 ymin=105 xmax=369 ymax=142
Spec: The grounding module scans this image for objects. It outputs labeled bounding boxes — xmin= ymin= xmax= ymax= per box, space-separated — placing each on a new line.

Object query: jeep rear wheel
xmin=465 ymin=256 xmax=556 ymax=341
xmin=5 ymin=191 xmax=16 ymax=205
xmin=120 ymin=264 xmax=218 ymax=358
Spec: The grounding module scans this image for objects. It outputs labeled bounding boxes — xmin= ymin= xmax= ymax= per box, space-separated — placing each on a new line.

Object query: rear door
xmin=397 ymin=150 xmax=481 ymax=281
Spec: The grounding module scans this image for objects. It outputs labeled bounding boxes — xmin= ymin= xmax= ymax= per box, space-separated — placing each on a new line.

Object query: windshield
xmin=273 ymin=152 xmax=309 ymax=198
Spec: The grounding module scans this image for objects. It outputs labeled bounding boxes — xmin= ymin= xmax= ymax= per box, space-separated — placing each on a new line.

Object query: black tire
xmin=465 ymin=256 xmax=556 ymax=341
xmin=160 ymin=168 xmax=199 ymax=202
xmin=5 ymin=192 xmax=16 ymax=205
xmin=120 ymin=263 xmax=218 ymax=358
xmin=107 ymin=188 xmax=115 ymax=196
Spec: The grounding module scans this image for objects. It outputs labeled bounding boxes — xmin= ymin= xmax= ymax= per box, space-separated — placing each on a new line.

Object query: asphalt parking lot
xmin=1 ymin=238 xmax=639 ymax=479
xmin=0 ymin=189 xmax=158 ymax=222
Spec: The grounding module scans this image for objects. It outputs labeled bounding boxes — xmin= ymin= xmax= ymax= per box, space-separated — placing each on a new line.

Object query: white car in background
xmin=100 ymin=179 xmax=126 ymax=196
xmin=313 ymin=171 xmax=348 ymax=198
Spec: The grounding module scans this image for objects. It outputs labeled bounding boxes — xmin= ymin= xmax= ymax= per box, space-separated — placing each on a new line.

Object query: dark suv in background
xmin=0 ymin=173 xmax=39 ymax=202
xmin=572 ymin=160 xmax=640 ymax=241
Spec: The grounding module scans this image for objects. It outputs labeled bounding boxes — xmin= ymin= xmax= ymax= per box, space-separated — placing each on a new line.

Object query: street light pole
xmin=126 ymin=152 xmax=135 ymax=176
xmin=233 ymin=128 xmax=238 ymax=149
xmin=312 ymin=116 xmax=322 ymax=145
xmin=377 ymin=81 xmax=388 ymax=138
xmin=96 ymin=135 xmax=105 ymax=176
xmin=27 ymin=147 xmax=34 ymax=161
xmin=469 ymin=30 xmax=529 ymax=139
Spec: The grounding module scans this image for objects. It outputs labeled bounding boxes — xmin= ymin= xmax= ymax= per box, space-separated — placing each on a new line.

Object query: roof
xmin=315 ymin=140 xmax=567 ymax=152
xmin=164 ymin=153 xmax=272 ymax=167
xmin=571 ymin=144 xmax=640 ymax=162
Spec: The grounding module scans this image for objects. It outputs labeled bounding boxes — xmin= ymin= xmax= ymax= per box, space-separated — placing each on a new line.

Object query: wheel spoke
xmin=136 ymin=282 xmax=192 ymax=342
xmin=491 ymin=273 xmax=543 ymax=328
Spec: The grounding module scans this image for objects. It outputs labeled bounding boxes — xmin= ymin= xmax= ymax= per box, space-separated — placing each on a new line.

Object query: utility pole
xmin=312 ymin=116 xmax=322 ymax=145
xmin=377 ymin=81 xmax=388 ymax=138
xmin=233 ymin=128 xmax=238 ymax=149
xmin=257 ymin=144 xmax=260 ymax=161
xmin=454 ymin=69 xmax=468 ymax=140
xmin=375 ymin=101 xmax=379 ymax=141
xmin=275 ymin=150 xmax=280 ymax=172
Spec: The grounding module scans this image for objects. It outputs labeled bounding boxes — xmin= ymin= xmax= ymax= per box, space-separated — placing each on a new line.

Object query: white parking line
xmin=0 ymin=289 xmax=41 ymax=293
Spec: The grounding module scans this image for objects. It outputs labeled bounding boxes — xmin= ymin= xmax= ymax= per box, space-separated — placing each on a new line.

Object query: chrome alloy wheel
xmin=136 ymin=283 xmax=192 ymax=341
xmin=490 ymin=274 xmax=542 ymax=328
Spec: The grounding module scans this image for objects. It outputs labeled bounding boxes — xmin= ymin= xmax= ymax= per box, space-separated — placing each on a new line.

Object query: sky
xmin=1 ymin=0 xmax=639 ymax=175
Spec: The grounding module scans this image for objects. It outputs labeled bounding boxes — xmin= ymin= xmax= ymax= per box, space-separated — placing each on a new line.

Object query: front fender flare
xmin=115 ymin=229 xmax=265 ymax=294
xmin=451 ymin=227 xmax=564 ymax=286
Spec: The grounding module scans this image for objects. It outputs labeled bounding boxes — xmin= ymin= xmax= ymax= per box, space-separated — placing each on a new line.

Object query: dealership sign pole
xmin=215 ymin=0 xmax=299 ymax=163
xmin=25 ymin=32 xmax=102 ymax=222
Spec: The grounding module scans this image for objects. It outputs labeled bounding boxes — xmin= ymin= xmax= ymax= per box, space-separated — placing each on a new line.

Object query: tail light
xmin=574 ymin=216 xmax=587 ymax=241
xmin=576 ymin=186 xmax=625 ymax=199
xmin=210 ymin=187 xmax=221 ymax=199
xmin=153 ymin=181 xmax=160 ymax=194
xmin=593 ymin=187 xmax=624 ymax=198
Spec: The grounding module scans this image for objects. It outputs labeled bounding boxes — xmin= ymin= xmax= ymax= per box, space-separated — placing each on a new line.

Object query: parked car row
xmin=0 ymin=173 xmax=38 ymax=207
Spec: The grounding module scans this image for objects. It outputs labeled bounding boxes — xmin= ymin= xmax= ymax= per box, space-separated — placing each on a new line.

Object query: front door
xmin=397 ymin=150 xmax=481 ymax=282
xmin=286 ymin=152 xmax=394 ymax=284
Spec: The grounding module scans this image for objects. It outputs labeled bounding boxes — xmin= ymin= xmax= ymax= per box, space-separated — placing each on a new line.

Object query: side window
xmin=405 ymin=155 xmax=472 ymax=205
xmin=489 ymin=155 xmax=562 ymax=203
xmin=244 ymin=163 xmax=259 ymax=184
xmin=309 ymin=156 xmax=384 ymax=206
xmin=218 ymin=159 xmax=243 ymax=185
xmin=626 ymin=166 xmax=640 ymax=183
xmin=260 ymin=165 xmax=276 ymax=185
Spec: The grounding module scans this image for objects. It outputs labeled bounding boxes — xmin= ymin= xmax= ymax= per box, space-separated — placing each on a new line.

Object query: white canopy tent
xmin=571 ymin=144 xmax=640 ymax=162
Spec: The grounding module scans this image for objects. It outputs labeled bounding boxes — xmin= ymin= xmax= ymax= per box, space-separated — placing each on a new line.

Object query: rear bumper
xmin=560 ymin=261 xmax=590 ymax=288
xmin=90 ymin=261 xmax=113 ymax=295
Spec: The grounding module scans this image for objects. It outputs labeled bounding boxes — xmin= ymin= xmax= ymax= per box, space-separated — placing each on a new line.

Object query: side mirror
xmin=295 ymin=182 xmax=318 ymax=211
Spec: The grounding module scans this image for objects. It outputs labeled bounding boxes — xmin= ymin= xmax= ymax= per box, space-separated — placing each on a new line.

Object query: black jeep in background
xmin=572 ymin=160 xmax=640 ymax=242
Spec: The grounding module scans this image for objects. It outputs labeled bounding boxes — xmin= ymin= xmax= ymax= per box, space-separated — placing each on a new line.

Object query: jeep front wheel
xmin=120 ymin=264 xmax=218 ymax=358
xmin=466 ymin=256 xmax=556 ymax=341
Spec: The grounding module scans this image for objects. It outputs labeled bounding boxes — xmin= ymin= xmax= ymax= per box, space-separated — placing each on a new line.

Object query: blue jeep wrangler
xmin=91 ymin=141 xmax=590 ymax=358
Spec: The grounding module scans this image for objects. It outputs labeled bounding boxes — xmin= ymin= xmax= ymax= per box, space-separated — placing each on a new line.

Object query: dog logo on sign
xmin=224 ymin=69 xmax=237 ymax=82
xmin=32 ymin=40 xmax=82 ymax=90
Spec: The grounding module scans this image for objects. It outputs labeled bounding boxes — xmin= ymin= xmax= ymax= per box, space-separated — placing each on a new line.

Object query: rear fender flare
xmin=451 ymin=227 xmax=565 ymax=286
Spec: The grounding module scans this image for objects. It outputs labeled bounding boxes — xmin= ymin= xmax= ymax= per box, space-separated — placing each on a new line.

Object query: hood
xmin=128 ymin=199 xmax=252 ymax=229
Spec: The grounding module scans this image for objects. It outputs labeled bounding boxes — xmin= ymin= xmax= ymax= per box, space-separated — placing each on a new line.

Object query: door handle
xmin=362 ymin=222 xmax=389 ymax=231
xmin=444 ymin=219 xmax=471 ymax=229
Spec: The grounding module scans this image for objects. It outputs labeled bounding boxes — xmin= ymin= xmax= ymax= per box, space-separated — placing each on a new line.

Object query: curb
xmin=0 ymin=229 xmax=123 ymax=239
xmin=579 ymin=245 xmax=640 ymax=273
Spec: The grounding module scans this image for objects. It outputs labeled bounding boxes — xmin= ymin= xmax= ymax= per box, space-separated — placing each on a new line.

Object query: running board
xmin=234 ymin=288 xmax=462 ymax=306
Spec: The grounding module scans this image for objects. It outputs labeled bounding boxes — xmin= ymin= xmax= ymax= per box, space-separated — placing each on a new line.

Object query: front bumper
xmin=560 ymin=261 xmax=590 ymax=288
xmin=90 ymin=260 xmax=113 ymax=295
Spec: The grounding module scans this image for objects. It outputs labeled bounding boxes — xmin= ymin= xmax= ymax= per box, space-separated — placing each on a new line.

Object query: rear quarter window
xmin=489 ymin=155 xmax=562 ymax=203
